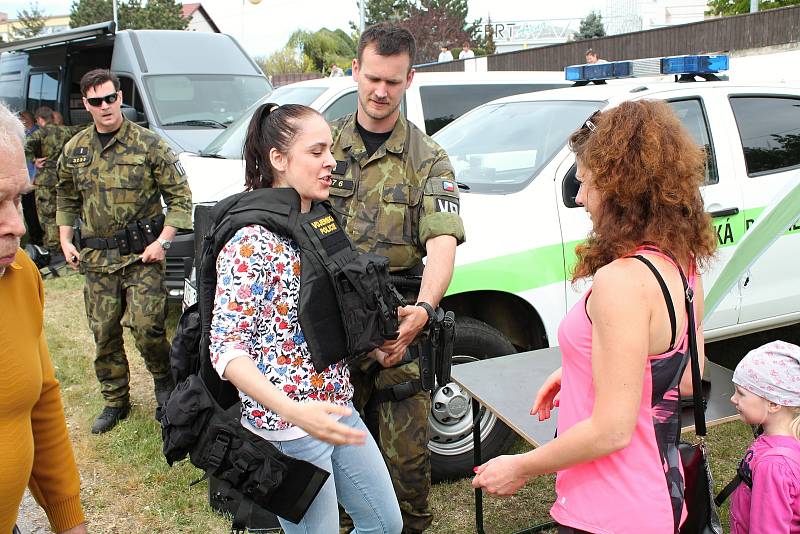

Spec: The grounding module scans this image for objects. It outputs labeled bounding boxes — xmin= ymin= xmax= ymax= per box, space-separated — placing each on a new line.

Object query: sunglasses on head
xmin=85 ymin=92 xmax=119 ymax=107
xmin=582 ymin=110 xmax=601 ymax=133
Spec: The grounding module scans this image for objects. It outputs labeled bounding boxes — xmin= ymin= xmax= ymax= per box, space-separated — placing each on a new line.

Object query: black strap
xmin=714 ymin=473 xmax=743 ymax=506
xmin=373 ymin=379 xmax=423 ymax=403
xmin=678 ymin=260 xmax=707 ymax=437
xmin=632 ymin=255 xmax=677 ymax=351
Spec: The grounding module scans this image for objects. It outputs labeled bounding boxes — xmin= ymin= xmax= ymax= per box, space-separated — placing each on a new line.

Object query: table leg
xmin=473 ymin=397 xmax=484 ymax=534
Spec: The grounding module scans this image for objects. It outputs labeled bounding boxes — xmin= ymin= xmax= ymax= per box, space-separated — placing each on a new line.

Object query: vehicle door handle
xmin=708 ymin=207 xmax=739 ymax=218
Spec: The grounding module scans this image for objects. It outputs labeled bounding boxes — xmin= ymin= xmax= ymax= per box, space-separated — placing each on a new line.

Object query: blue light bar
xmin=565 ymin=54 xmax=730 ymax=82
xmin=660 ymin=55 xmax=729 ymax=75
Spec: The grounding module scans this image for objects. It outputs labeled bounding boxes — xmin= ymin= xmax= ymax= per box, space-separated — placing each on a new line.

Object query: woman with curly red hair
xmin=472 ymin=100 xmax=717 ymax=533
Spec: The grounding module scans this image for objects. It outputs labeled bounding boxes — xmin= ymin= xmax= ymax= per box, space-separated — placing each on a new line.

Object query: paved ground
xmin=16 ymin=490 xmax=49 ymax=533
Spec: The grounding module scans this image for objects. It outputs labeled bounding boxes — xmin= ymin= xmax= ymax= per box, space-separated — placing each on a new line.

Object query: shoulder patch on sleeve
xmin=434 ymin=197 xmax=460 ymax=214
xmin=425 ymin=176 xmax=460 ymax=197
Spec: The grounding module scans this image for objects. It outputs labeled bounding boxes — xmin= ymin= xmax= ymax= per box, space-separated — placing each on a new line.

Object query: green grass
xmin=42 ymin=273 xmax=755 ymax=533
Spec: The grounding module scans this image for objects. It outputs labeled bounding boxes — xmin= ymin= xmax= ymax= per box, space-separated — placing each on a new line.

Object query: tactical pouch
xmin=334 ymin=253 xmax=402 ymax=357
xmin=138 ymin=214 xmax=166 ymax=246
xmin=161 ymin=375 xmax=330 ymax=524
xmin=436 ymin=311 xmax=456 ymax=386
xmin=127 ymin=221 xmax=146 ymax=254
xmin=115 ymin=228 xmax=132 ymax=255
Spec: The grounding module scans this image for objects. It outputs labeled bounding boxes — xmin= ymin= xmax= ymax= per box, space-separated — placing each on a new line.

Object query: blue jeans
xmin=271 ymin=405 xmax=402 ymax=534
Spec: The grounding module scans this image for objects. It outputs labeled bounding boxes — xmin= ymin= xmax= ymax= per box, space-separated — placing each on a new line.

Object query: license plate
xmin=182 ymin=278 xmax=198 ymax=309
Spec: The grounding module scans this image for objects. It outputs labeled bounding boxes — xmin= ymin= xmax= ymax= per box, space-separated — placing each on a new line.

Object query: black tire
xmin=429 ymin=316 xmax=519 ymax=482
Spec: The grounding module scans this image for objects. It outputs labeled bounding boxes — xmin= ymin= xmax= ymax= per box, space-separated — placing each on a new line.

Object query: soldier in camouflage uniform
xmin=56 ymin=69 xmax=193 ymax=434
xmin=330 ymin=24 xmax=465 ymax=533
xmin=25 ymin=106 xmax=84 ymax=256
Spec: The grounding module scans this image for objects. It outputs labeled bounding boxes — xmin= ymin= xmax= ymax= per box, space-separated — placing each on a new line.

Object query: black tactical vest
xmin=198 ymin=187 xmax=402 ymax=375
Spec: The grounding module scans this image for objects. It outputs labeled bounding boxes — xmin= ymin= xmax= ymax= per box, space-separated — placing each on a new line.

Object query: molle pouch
xmin=336 ymin=253 xmax=400 ymax=355
xmin=127 ymin=221 xmax=146 ymax=254
xmin=138 ymin=218 xmax=158 ymax=246
xmin=436 ymin=310 xmax=456 ymax=386
xmin=115 ymin=228 xmax=132 ymax=256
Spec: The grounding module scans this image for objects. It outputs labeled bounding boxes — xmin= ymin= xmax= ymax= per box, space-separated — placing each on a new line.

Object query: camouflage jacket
xmin=56 ymin=119 xmax=193 ymax=273
xmin=25 ymin=123 xmax=84 ymax=185
xmin=329 ymin=113 xmax=465 ymax=272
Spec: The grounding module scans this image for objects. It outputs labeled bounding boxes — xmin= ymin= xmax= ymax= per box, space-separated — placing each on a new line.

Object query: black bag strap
xmin=679 ymin=260 xmax=707 ymax=438
xmin=631 ymin=255 xmax=677 ymax=351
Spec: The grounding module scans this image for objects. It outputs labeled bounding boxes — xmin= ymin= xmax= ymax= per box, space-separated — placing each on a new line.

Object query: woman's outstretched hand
xmin=288 ymin=402 xmax=366 ymax=446
xmin=531 ymin=367 xmax=562 ymax=421
xmin=471 ymin=455 xmax=528 ymax=496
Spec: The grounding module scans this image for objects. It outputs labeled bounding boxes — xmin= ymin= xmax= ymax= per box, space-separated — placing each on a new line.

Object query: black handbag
xmin=677 ymin=267 xmax=722 ymax=534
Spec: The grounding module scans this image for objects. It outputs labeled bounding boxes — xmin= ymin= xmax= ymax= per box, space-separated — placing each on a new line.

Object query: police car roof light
xmin=565 ymin=54 xmax=729 ymax=82
xmin=660 ymin=55 xmax=729 ymax=75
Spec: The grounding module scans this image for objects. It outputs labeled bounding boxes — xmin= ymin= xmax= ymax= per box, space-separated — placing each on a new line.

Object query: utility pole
xmin=750 ymin=0 xmax=758 ymax=12
xmin=112 ymin=0 xmax=118 ymax=29
xmin=360 ymin=0 xmax=365 ymax=32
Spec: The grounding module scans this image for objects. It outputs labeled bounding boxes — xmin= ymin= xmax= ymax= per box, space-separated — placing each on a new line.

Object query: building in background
xmin=181 ymin=3 xmax=221 ymax=33
xmin=0 ymin=12 xmax=70 ymax=43
xmin=480 ymin=1 xmax=709 ymax=54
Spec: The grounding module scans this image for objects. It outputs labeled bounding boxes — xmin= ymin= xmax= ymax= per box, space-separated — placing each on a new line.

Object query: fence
xmin=416 ymin=5 xmax=800 ymax=72
xmin=270 ymin=72 xmax=322 ymax=88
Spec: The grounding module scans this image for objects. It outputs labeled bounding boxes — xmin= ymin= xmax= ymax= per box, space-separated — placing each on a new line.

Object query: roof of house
xmin=181 ymin=3 xmax=220 ymax=33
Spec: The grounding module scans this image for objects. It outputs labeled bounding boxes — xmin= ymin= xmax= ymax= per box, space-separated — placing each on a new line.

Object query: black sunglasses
xmin=85 ymin=92 xmax=119 ymax=107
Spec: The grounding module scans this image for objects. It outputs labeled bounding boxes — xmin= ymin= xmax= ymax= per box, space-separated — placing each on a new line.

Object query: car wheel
xmin=429 ymin=316 xmax=519 ymax=482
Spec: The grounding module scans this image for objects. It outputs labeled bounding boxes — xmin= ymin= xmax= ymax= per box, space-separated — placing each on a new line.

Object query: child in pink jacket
xmin=729 ymin=340 xmax=800 ymax=534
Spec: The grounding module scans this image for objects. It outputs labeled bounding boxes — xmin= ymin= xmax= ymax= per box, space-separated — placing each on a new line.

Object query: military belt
xmin=81 ymin=236 xmax=119 ymax=250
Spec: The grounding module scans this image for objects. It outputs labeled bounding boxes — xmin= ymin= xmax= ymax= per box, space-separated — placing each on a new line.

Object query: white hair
xmin=0 ymin=101 xmax=26 ymax=149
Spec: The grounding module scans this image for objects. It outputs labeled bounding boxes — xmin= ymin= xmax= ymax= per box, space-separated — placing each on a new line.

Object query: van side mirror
xmin=562 ymin=164 xmax=580 ymax=208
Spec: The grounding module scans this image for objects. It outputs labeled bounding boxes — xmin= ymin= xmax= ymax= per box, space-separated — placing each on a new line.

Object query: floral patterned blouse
xmin=209 ymin=224 xmax=353 ymax=440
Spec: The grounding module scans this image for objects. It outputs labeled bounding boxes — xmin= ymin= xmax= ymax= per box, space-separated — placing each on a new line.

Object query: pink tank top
xmin=550 ymin=247 xmax=695 ymax=534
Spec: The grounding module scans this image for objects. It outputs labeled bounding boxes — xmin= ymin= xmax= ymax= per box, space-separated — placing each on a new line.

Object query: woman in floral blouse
xmin=209 ymin=103 xmax=402 ymax=534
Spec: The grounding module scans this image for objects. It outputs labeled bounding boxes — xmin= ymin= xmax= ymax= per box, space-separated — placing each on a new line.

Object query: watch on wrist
xmin=157 ymin=238 xmax=172 ymax=250
xmin=415 ymin=301 xmax=435 ymax=328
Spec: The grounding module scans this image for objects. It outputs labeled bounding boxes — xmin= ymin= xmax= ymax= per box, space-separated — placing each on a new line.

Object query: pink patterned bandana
xmin=733 ymin=340 xmax=800 ymax=407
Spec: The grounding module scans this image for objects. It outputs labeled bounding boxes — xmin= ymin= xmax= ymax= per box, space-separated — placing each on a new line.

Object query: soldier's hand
xmin=380 ymin=305 xmax=428 ymax=364
xmin=34 ymin=157 xmax=46 ymax=169
xmin=286 ymin=402 xmax=366 ymax=446
xmin=140 ymin=241 xmax=165 ymax=263
xmin=61 ymin=242 xmax=80 ymax=271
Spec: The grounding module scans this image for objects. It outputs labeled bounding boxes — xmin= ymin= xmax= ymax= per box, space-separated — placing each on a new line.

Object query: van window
xmin=729 ymin=96 xmax=800 ymax=176
xmin=27 ymin=71 xmax=59 ymax=112
xmin=667 ymin=98 xmax=719 ymax=185
xmin=323 ymin=91 xmax=357 ymax=123
xmin=420 ymin=83 xmax=567 ymax=135
xmin=118 ymin=76 xmax=146 ymax=122
xmin=435 ymin=100 xmax=602 ymax=194
xmin=144 ymin=74 xmax=270 ymax=127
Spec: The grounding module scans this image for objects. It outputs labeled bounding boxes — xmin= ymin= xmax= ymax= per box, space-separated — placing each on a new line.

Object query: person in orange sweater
xmin=0 ymin=102 xmax=87 ymax=534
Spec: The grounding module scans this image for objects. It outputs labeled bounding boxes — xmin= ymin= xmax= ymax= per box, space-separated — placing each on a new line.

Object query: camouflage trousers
xmin=344 ymin=357 xmax=432 ymax=533
xmin=83 ymin=261 xmax=171 ymax=407
xmin=34 ymin=176 xmax=59 ymax=251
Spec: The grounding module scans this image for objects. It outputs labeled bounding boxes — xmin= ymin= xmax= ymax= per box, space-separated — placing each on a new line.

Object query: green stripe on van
xmin=446 ymin=205 xmax=797 ymax=297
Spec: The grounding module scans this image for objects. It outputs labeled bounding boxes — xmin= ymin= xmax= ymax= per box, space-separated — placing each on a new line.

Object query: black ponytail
xmin=242 ymin=102 xmax=320 ymax=190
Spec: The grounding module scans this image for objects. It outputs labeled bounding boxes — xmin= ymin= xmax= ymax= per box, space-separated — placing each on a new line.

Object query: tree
xmin=288 ymin=28 xmax=357 ymax=73
xmin=69 ymin=0 xmax=187 ymax=30
xmin=360 ymin=0 xmax=413 ymax=26
xmin=398 ymin=3 xmax=472 ymax=63
xmin=706 ymin=0 xmax=800 ymax=16
xmin=577 ymin=10 xmax=605 ymax=40
xmin=15 ymin=2 xmax=47 ymax=39
xmin=256 ymin=47 xmax=313 ymax=76
xmin=483 ymin=16 xmax=496 ymax=55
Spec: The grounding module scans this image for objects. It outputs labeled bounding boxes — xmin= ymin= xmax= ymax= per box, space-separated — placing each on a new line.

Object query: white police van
xmin=184 ymin=57 xmax=800 ymax=481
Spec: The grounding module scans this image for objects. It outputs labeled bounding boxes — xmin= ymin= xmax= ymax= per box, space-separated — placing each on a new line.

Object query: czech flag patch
xmin=442 ymin=180 xmax=455 ymax=192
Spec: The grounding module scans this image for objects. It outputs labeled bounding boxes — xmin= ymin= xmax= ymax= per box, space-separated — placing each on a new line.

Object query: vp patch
xmin=435 ymin=197 xmax=460 ymax=214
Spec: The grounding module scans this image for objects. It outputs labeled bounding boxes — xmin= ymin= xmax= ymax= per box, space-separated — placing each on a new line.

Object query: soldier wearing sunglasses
xmin=56 ymin=68 xmax=193 ymax=434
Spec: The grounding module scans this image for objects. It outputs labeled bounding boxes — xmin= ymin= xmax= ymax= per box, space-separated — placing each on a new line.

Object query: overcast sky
xmin=3 ymin=0 xmax=605 ymax=57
